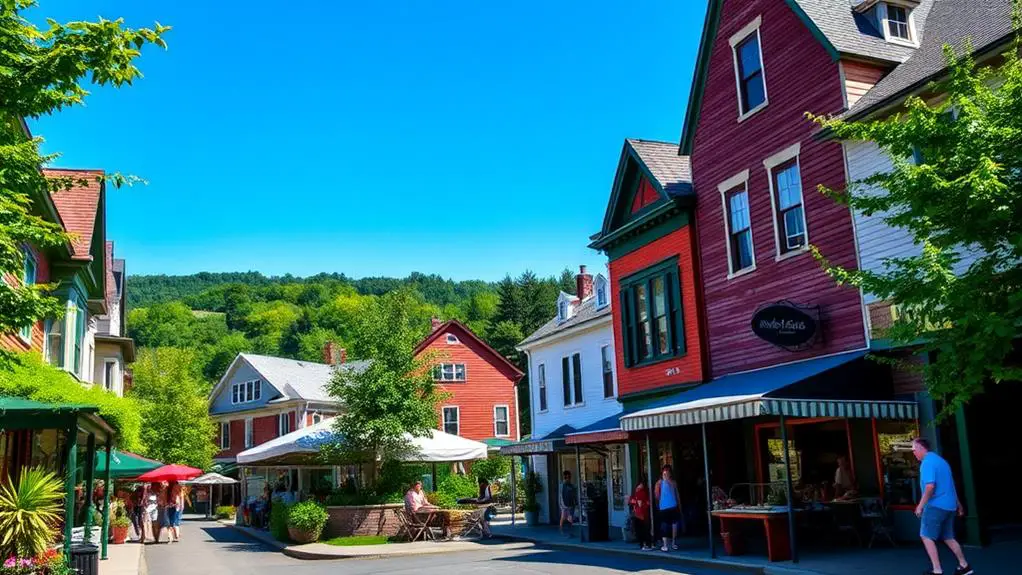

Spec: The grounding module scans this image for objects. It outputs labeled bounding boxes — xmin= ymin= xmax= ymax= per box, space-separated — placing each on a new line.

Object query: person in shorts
xmin=559 ymin=471 xmax=577 ymax=537
xmin=654 ymin=464 xmax=682 ymax=552
xmin=913 ymin=438 xmax=973 ymax=575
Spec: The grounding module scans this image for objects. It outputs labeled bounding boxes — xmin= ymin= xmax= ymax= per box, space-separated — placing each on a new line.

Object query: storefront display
xmin=875 ymin=420 xmax=919 ymax=507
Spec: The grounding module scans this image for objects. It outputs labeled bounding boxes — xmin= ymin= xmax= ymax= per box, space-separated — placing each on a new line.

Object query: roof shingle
xmin=518 ymin=294 xmax=612 ymax=347
xmin=242 ymin=353 xmax=371 ymax=403
xmin=626 ymin=139 xmax=691 ymax=197
xmin=44 ymin=168 xmax=103 ymax=261
xmin=792 ymin=0 xmax=936 ymax=63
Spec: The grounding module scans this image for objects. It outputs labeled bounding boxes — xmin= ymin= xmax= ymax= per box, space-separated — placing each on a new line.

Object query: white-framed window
xmin=595 ymin=275 xmax=609 ymax=309
xmin=493 ymin=405 xmax=510 ymax=437
xmin=277 ymin=412 xmax=291 ymax=436
xmin=232 ymin=380 xmax=262 ymax=405
xmin=433 ymin=363 xmax=466 ymax=382
xmin=885 ymin=4 xmax=910 ymax=41
xmin=764 ymin=143 xmax=808 ymax=258
xmin=537 ymin=363 xmax=547 ymax=412
xmin=718 ymin=169 xmax=756 ymax=277
xmin=601 ymin=345 xmax=615 ymax=398
xmin=445 ymin=333 xmax=460 ymax=344
xmin=442 ymin=406 xmax=460 ymax=436
xmin=244 ymin=418 xmax=254 ymax=448
xmin=65 ymin=294 xmax=86 ymax=378
xmin=557 ymin=300 xmax=568 ymax=322
xmin=19 ymin=250 xmax=37 ymax=342
xmin=44 ymin=319 xmax=62 ymax=368
xmin=220 ymin=422 xmax=231 ymax=450
xmin=561 ymin=352 xmax=583 ymax=407
xmin=729 ymin=16 xmax=767 ymax=119
xmin=103 ymin=359 xmax=117 ymax=391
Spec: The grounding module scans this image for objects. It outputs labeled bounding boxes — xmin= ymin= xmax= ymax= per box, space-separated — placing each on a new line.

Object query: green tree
xmin=815 ymin=42 xmax=1022 ymax=410
xmin=223 ymin=284 xmax=252 ymax=331
xmin=325 ymin=290 xmax=445 ymax=483
xmin=128 ymin=347 xmax=217 ymax=469
xmin=127 ymin=302 xmax=196 ymax=348
xmin=558 ymin=267 xmax=577 ymax=296
xmin=494 ymin=275 xmax=523 ymax=325
xmin=0 ymin=1 xmax=167 ymax=357
xmin=199 ymin=331 xmax=250 ymax=382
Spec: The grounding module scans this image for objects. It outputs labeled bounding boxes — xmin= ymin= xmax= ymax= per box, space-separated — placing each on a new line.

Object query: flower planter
xmin=287 ymin=526 xmax=321 ymax=544
xmin=111 ymin=524 xmax=129 ymax=545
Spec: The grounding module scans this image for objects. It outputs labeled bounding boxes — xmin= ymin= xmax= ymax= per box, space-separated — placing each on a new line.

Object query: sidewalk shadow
xmin=492 ymin=547 xmax=725 ymax=574
xmin=199 ymin=525 xmax=279 ymax=554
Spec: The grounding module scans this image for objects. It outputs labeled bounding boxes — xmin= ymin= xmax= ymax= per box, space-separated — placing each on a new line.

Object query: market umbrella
xmin=135 ymin=464 xmax=203 ymax=482
xmin=184 ymin=473 xmax=238 ymax=519
xmin=94 ymin=449 xmax=163 ymax=479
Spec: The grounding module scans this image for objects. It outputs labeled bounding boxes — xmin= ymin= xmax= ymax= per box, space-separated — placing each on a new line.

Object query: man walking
xmin=559 ymin=470 xmax=577 ymax=538
xmin=913 ymin=438 xmax=973 ymax=575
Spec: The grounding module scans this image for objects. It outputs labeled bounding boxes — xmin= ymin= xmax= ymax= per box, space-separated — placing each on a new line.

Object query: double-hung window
xmin=601 ymin=345 xmax=615 ymax=398
xmin=619 ymin=258 xmax=685 ymax=367
xmin=887 ymin=5 xmax=910 ymax=41
xmin=772 ymin=160 xmax=807 ymax=253
xmin=244 ymin=418 xmax=254 ymax=448
xmin=277 ymin=413 xmax=291 ymax=436
xmin=723 ymin=179 xmax=755 ymax=275
xmin=537 ymin=364 xmax=548 ymax=412
xmin=730 ymin=17 xmax=767 ymax=117
xmin=433 ymin=363 xmax=466 ymax=382
xmin=20 ymin=251 xmax=37 ymax=342
xmin=442 ymin=407 xmax=460 ymax=436
xmin=45 ymin=319 xmax=63 ymax=368
xmin=561 ymin=353 xmax=583 ymax=406
xmin=493 ymin=406 xmax=510 ymax=437
xmin=220 ymin=422 xmax=231 ymax=450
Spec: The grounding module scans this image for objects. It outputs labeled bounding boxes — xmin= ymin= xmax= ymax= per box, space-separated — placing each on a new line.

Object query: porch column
xmin=431 ymin=462 xmax=438 ymax=493
xmin=954 ymin=405 xmax=982 ymax=546
xmin=83 ymin=433 xmax=96 ymax=543
xmin=100 ymin=435 xmax=113 ymax=560
xmin=510 ymin=456 xmax=517 ymax=527
xmin=575 ymin=446 xmax=583 ymax=542
xmin=779 ymin=415 xmax=798 ymax=563
xmin=62 ymin=423 xmax=79 ymax=560
xmin=701 ymin=423 xmax=715 ymax=558
xmin=645 ymin=433 xmax=654 ymax=542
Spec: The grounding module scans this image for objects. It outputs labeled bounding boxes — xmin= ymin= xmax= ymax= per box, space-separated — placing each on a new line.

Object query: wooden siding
xmin=1 ymin=244 xmax=52 ymax=354
xmin=421 ymin=330 xmax=518 ymax=441
xmin=690 ymin=0 xmax=866 ymax=377
xmin=841 ymin=60 xmax=888 ymax=108
xmin=609 ymin=223 xmax=706 ymax=396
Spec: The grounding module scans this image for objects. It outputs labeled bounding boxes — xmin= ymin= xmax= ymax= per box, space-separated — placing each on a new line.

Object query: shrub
xmin=522 ymin=472 xmax=542 ymax=513
xmin=269 ymin=501 xmax=290 ymax=542
xmin=287 ymin=501 xmax=328 ymax=540
xmin=0 ymin=468 xmax=63 ymax=558
xmin=215 ymin=505 xmax=236 ymax=520
xmin=471 ymin=456 xmax=511 ymax=483
xmin=110 ymin=500 xmax=131 ymax=528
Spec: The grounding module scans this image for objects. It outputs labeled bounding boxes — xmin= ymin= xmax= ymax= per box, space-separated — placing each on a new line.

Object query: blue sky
xmin=31 ymin=0 xmax=705 ymax=281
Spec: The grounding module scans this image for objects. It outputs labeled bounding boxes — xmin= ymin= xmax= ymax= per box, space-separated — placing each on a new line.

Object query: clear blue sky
xmin=31 ymin=0 xmax=705 ymax=281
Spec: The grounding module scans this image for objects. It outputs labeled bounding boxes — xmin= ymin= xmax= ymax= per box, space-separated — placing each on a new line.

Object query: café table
xmin=711 ymin=506 xmax=796 ymax=562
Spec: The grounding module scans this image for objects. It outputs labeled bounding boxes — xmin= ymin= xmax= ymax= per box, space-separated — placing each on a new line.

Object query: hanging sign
xmin=751 ymin=302 xmax=820 ymax=350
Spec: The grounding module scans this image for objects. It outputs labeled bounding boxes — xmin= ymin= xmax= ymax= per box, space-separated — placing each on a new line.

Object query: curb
xmin=138 ymin=543 xmax=147 ymax=575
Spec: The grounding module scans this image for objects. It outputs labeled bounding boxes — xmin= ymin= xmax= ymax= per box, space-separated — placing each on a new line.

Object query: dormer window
xmin=857 ymin=1 xmax=918 ymax=46
xmin=595 ymin=275 xmax=609 ymax=309
xmin=886 ymin=5 xmax=910 ymax=41
xmin=558 ymin=300 xmax=569 ymax=322
xmin=445 ymin=334 xmax=460 ymax=344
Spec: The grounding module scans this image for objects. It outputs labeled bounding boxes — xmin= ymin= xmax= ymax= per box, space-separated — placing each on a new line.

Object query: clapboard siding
xmin=690 ymin=0 xmax=866 ymax=377
xmin=1 ymin=243 xmax=52 ymax=354
xmin=842 ymin=60 xmax=889 ymax=108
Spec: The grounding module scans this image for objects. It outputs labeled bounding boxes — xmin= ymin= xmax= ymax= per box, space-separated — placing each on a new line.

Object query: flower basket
xmin=286 ymin=526 xmax=321 ymax=545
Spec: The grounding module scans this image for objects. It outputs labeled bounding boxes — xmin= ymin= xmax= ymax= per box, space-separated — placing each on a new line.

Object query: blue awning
xmin=620 ymin=350 xmax=918 ymax=432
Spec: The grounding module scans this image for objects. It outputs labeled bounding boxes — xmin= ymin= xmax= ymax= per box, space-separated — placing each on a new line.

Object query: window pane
xmin=455 ymin=364 xmax=466 ymax=380
xmin=733 ymin=230 xmax=754 ymax=270
xmin=738 ymin=35 xmax=761 ymax=78
xmin=635 ymin=284 xmax=651 ymax=360
xmin=601 ymin=346 xmax=614 ymax=398
xmin=776 ymin=163 xmax=802 ymax=209
xmin=742 ymin=72 xmax=766 ymax=111
xmin=784 ymin=207 xmax=806 ymax=249
xmin=572 ymin=353 xmax=583 ymax=405
xmin=254 ymin=381 xmax=261 ymax=400
xmin=657 ymin=316 xmax=670 ymax=354
xmin=652 ymin=277 xmax=666 ymax=317
xmin=729 ymin=191 xmax=750 ymax=231
xmin=538 ymin=364 xmax=547 ymax=411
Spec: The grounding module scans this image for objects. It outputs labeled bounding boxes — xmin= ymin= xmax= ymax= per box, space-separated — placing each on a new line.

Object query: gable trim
xmin=208 ymin=354 xmax=288 ymax=407
xmin=784 ymin=0 xmax=840 ymax=62
xmin=414 ymin=320 xmax=524 ymax=381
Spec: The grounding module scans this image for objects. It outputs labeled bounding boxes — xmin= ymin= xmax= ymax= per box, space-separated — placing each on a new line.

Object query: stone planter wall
xmin=324 ymin=504 xmax=404 ymax=538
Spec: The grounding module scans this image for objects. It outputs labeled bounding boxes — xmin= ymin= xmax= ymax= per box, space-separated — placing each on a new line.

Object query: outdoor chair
xmin=860 ymin=498 xmax=897 ymax=548
xmin=395 ymin=509 xmax=431 ymax=542
xmin=459 ymin=507 xmax=488 ymax=539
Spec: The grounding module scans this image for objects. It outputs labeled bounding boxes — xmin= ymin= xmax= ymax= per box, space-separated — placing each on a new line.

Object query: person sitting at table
xmin=475 ymin=478 xmax=494 ymax=538
xmin=404 ymin=480 xmax=437 ymax=514
xmin=833 ymin=455 xmax=857 ymax=498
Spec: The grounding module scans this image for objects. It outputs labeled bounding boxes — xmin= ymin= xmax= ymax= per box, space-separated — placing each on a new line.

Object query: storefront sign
xmin=751 ymin=302 xmax=820 ymax=350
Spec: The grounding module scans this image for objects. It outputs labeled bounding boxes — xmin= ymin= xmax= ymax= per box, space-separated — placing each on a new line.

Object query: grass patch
xmin=323 ymin=535 xmax=392 ymax=546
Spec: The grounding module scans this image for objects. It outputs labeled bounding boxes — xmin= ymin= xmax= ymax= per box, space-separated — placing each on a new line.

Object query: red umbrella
xmin=135 ymin=464 xmax=203 ymax=482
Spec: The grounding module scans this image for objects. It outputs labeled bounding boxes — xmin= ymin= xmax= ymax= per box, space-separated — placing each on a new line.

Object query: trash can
xmin=70 ymin=543 xmax=99 ymax=575
xmin=583 ymin=489 xmax=610 ymax=542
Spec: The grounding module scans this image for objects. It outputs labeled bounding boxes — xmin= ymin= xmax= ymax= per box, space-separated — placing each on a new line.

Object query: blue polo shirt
xmin=920 ymin=452 xmax=958 ymax=511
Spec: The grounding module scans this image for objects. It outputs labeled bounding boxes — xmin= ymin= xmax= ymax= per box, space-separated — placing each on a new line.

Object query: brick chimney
xmin=576 ymin=265 xmax=594 ymax=301
xmin=431 ymin=316 xmax=443 ymax=331
xmin=323 ymin=341 xmax=345 ymax=365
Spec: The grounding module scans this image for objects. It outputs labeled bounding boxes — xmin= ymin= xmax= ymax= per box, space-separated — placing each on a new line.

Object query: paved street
xmin=143 ymin=519 xmax=736 ymax=575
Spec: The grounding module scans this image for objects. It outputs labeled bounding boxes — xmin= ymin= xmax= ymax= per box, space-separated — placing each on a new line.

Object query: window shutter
xmin=562 ymin=357 xmax=571 ymax=406
xmin=572 ymin=353 xmax=583 ymax=404
xmin=620 ymin=290 xmax=632 ymax=367
xmin=671 ymin=270 xmax=686 ymax=355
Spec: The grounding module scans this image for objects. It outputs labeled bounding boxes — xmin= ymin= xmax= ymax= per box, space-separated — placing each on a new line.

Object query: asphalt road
xmin=143 ymin=519 xmax=737 ymax=575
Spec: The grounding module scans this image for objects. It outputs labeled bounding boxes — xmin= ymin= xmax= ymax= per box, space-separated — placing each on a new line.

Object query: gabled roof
xmin=844 ymin=0 xmax=1015 ymax=120
xmin=212 ymin=353 xmax=371 ymax=405
xmin=414 ymin=319 xmax=524 ymax=381
xmin=43 ymin=168 xmax=103 ymax=261
xmin=680 ymin=0 xmax=935 ymax=154
xmin=517 ymin=290 xmax=612 ymax=348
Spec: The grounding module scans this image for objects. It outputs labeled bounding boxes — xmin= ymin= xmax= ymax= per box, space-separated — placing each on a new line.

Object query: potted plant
xmin=286 ymin=501 xmax=328 ymax=544
xmin=0 ymin=467 xmax=63 ymax=559
xmin=522 ymin=472 xmax=542 ymax=527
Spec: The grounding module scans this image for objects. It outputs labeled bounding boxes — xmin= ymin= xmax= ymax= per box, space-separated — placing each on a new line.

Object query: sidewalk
xmin=490 ymin=519 xmax=1022 ymax=575
xmin=102 ymin=543 xmax=144 ymax=575
xmin=220 ymin=520 xmax=532 ymax=560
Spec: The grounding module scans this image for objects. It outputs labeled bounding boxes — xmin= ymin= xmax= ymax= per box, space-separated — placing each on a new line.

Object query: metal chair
xmin=395 ymin=508 xmax=430 ymax=542
xmin=860 ymin=498 xmax=897 ymax=548
xmin=460 ymin=507 xmax=489 ymax=539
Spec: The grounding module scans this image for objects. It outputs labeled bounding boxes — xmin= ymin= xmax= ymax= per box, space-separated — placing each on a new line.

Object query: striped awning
xmin=621 ymin=396 xmax=918 ymax=432
xmin=499 ymin=439 xmax=561 ymax=455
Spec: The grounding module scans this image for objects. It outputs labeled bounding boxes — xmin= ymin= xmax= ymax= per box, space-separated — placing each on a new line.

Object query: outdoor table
xmin=711 ymin=507 xmax=794 ymax=562
xmin=414 ymin=510 xmax=440 ymax=541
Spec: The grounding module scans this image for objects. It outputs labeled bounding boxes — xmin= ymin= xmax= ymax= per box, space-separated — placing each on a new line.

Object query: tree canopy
xmin=816 ymin=42 xmax=1022 ymax=410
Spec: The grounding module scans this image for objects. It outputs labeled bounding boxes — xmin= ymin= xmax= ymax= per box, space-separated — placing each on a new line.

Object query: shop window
xmin=876 ymin=420 xmax=920 ymax=507
xmin=610 ymin=445 xmax=626 ymax=511
xmin=766 ymin=438 xmax=801 ymax=483
xmin=657 ymin=441 xmax=673 ymax=470
xmin=619 ymin=258 xmax=685 ymax=367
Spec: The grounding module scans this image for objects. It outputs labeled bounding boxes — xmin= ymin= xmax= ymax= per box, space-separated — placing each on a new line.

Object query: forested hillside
xmin=126 ymin=269 xmax=581 ymax=435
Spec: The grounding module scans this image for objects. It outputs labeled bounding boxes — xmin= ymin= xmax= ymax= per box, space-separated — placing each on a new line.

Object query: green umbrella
xmin=94 ymin=449 xmax=163 ymax=479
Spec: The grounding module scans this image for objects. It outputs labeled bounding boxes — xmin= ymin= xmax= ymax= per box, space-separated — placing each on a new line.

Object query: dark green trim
xmin=680 ymin=0 xmax=722 ymax=155
xmin=100 ymin=435 xmax=113 ymax=560
xmin=784 ymin=0 xmax=839 ymax=62
xmin=62 ymin=424 xmax=78 ymax=560
xmin=597 ymin=206 xmax=691 ymax=261
xmin=83 ymin=433 xmax=96 ymax=541
xmin=618 ymin=256 xmax=687 ymax=368
xmin=954 ymin=405 xmax=983 ymax=546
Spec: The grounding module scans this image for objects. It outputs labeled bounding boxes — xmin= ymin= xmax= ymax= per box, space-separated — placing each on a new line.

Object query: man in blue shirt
xmin=913 ymin=438 xmax=973 ymax=575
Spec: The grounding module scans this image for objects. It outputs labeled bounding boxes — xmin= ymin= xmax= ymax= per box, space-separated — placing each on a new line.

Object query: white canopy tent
xmin=236 ymin=418 xmax=489 ymax=466
xmin=184 ymin=472 xmax=238 ymax=519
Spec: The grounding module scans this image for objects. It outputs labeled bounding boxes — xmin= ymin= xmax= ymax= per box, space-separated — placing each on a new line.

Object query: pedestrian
xmin=477 ymin=478 xmax=493 ymax=538
xmin=559 ymin=470 xmax=577 ymax=538
xmin=130 ymin=485 xmax=146 ymax=541
xmin=912 ymin=438 xmax=973 ymax=575
xmin=629 ymin=476 xmax=653 ymax=551
xmin=166 ymin=480 xmax=184 ymax=543
xmin=151 ymin=482 xmax=167 ymax=543
xmin=654 ymin=464 xmax=682 ymax=552
xmin=143 ymin=492 xmax=159 ymax=544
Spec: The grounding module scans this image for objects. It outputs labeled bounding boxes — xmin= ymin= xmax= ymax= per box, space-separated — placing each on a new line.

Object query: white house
xmin=511 ymin=266 xmax=629 ymax=530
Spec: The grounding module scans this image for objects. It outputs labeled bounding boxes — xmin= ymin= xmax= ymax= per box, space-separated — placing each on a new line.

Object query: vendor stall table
xmin=712 ymin=507 xmax=794 ymax=562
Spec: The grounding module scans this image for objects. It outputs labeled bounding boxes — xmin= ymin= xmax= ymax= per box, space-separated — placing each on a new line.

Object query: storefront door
xmin=608 ymin=444 xmax=630 ymax=528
